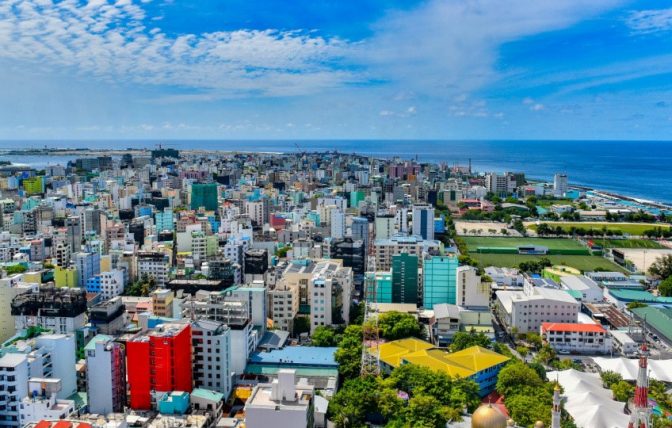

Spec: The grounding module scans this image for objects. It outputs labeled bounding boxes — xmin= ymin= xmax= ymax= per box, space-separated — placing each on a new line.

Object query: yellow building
xmin=100 ymin=255 xmax=112 ymax=273
xmin=54 ymin=266 xmax=78 ymax=288
xmin=23 ymin=176 xmax=45 ymax=195
xmin=22 ymin=271 xmax=43 ymax=284
xmin=371 ymin=338 xmax=509 ymax=396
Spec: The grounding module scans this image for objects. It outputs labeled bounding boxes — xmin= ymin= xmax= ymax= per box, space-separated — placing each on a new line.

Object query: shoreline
xmin=2 ymin=147 xmax=671 ymax=212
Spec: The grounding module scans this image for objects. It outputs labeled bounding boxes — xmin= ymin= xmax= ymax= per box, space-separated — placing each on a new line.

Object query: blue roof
xmin=249 ymin=346 xmax=338 ymax=367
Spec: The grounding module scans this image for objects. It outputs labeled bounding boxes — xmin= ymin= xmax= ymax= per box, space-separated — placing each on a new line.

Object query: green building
xmin=423 ymin=255 xmax=458 ymax=309
xmin=54 ymin=266 xmax=78 ymax=288
xmin=350 ymin=191 xmax=365 ymax=209
xmin=365 ymin=272 xmax=393 ymax=303
xmin=190 ymin=183 xmax=218 ymax=211
xmin=392 ymin=253 xmax=419 ymax=304
xmin=23 ymin=176 xmax=45 ymax=195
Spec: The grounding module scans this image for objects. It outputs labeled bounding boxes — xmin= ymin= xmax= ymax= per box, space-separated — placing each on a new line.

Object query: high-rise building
xmin=65 ymin=216 xmax=82 ymax=254
xmin=85 ymin=335 xmax=126 ymax=414
xmin=456 ymin=265 xmax=490 ymax=308
xmin=190 ymin=183 xmax=218 ymax=211
xmin=155 ymin=208 xmax=174 ymax=232
xmin=126 ymin=323 xmax=193 ymax=410
xmin=422 ymin=255 xmax=458 ymax=309
xmin=11 ymin=287 xmax=88 ymax=334
xmin=392 ymin=253 xmax=418 ymax=304
xmin=330 ymin=208 xmax=345 ymax=239
xmin=374 ymin=215 xmax=395 ymax=240
xmin=73 ymin=252 xmax=101 ymax=289
xmin=351 ymin=217 xmax=369 ymax=249
xmin=136 ymin=252 xmax=170 ymax=286
xmin=0 ymin=353 xmax=29 ymax=428
xmin=553 ymin=173 xmax=568 ymax=197
xmin=412 ymin=204 xmax=435 ymax=240
xmin=191 ymin=319 xmax=232 ymax=398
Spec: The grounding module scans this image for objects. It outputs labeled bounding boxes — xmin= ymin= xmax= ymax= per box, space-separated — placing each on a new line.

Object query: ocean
xmin=1 ymin=139 xmax=671 ymax=204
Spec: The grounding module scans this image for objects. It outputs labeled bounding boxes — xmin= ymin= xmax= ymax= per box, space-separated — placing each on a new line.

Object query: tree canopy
xmin=649 ymin=255 xmax=672 ymax=279
xmin=450 ymin=330 xmax=491 ymax=352
xmin=658 ymin=276 xmax=672 ymax=297
xmin=373 ymin=311 xmax=424 ymax=341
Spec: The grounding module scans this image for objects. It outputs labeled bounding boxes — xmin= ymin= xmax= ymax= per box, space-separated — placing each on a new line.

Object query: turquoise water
xmin=1 ymin=139 xmax=671 ymax=203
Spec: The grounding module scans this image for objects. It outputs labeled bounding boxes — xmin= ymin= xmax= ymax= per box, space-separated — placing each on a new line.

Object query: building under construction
xmin=10 ymin=287 xmax=88 ymax=334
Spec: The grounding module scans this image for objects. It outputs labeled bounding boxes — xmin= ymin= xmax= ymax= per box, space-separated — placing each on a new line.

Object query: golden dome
xmin=534 ymin=422 xmax=545 ymax=428
xmin=472 ymin=404 xmax=507 ymax=428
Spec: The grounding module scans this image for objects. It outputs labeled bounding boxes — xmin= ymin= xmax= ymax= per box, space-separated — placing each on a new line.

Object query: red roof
xmin=53 ymin=422 xmax=72 ymax=428
xmin=541 ymin=322 xmax=606 ymax=334
xmin=35 ymin=421 xmax=52 ymax=428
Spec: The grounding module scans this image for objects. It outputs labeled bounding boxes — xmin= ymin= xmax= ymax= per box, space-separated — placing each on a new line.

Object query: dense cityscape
xmin=0 ymin=148 xmax=670 ymax=428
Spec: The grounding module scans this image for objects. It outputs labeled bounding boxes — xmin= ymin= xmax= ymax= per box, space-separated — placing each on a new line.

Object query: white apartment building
xmin=244 ymin=369 xmax=314 ymax=428
xmin=373 ymin=235 xmax=441 ymax=271
xmin=245 ymin=200 xmax=265 ymax=226
xmin=560 ymin=276 xmax=603 ymax=303
xmin=330 ymin=208 xmax=345 ymax=239
xmin=0 ymin=354 xmax=29 ymax=428
xmin=191 ymin=319 xmax=232 ymax=399
xmin=136 ymin=252 xmax=170 ymax=286
xmin=456 ymin=266 xmax=490 ymax=308
xmin=553 ymin=173 xmax=568 ymax=197
xmin=495 ymin=286 xmax=579 ymax=334
xmin=374 ymin=215 xmax=395 ymax=240
xmin=269 ymin=280 xmax=299 ymax=332
xmin=98 ymin=269 xmax=126 ymax=300
xmin=541 ymin=322 xmax=612 ymax=354
xmin=86 ymin=336 xmax=126 ymax=415
xmin=411 ymin=204 xmax=435 ymax=240
xmin=18 ymin=379 xmax=75 ymax=426
xmin=308 ymin=261 xmax=353 ymax=333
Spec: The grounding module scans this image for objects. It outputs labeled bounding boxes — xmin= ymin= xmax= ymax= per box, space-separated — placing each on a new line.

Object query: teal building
xmin=365 ymin=272 xmax=393 ymax=303
xmin=423 ymin=255 xmax=458 ymax=309
xmin=392 ymin=253 xmax=419 ymax=304
xmin=190 ymin=183 xmax=218 ymax=211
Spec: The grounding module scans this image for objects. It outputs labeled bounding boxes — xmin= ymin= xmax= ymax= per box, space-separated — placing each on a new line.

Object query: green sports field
xmin=471 ymin=253 xmax=627 ymax=273
xmin=526 ymin=222 xmax=671 ymax=235
xmin=462 ymin=236 xmax=585 ymax=251
xmin=589 ymin=239 xmax=665 ymax=249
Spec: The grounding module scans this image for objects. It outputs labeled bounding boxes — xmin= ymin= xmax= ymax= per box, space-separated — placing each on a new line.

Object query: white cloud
xmin=531 ymin=103 xmax=545 ymax=111
xmin=360 ymin=0 xmax=622 ymax=97
xmin=0 ymin=0 xmax=354 ymax=97
xmin=627 ymin=8 xmax=672 ymax=34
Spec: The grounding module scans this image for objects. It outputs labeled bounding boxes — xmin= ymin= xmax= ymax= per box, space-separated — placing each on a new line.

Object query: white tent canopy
xmin=592 ymin=357 xmax=672 ymax=382
xmin=547 ymin=369 xmax=628 ymax=428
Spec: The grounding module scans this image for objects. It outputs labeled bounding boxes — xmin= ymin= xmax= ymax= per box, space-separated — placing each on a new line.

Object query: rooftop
xmin=248 ymin=346 xmax=337 ymax=367
xmin=541 ymin=322 xmax=607 ymax=334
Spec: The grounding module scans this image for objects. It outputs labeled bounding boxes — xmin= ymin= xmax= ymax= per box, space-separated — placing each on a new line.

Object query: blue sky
xmin=1 ymin=0 xmax=672 ymax=140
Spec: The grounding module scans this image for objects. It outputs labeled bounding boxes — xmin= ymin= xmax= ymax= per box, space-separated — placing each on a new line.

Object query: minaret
xmin=628 ymin=343 xmax=652 ymax=428
xmin=551 ymin=382 xmax=562 ymax=428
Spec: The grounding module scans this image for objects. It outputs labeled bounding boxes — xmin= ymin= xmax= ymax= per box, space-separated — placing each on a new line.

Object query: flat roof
xmin=541 ymin=322 xmax=607 ymax=334
xmin=249 ymin=346 xmax=337 ymax=367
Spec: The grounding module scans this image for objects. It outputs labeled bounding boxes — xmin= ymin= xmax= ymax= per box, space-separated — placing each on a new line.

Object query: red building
xmin=126 ymin=323 xmax=193 ymax=410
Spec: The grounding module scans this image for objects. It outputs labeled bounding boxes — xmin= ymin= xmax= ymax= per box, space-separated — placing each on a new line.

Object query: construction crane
xmin=360 ymin=220 xmax=380 ymax=377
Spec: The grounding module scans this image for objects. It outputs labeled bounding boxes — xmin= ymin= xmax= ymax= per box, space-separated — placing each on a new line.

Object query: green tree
xmin=535 ymin=344 xmax=557 ymax=365
xmin=516 ymin=346 xmax=529 ymax=357
xmin=402 ymin=394 xmax=457 ymax=428
xmin=649 ymin=255 xmax=672 ymax=279
xmin=525 ymin=332 xmax=543 ymax=350
xmin=328 ymin=376 xmax=379 ymax=428
xmin=611 ymin=380 xmax=634 ymax=402
xmin=335 ymin=325 xmax=363 ymax=380
xmin=375 ymin=311 xmax=423 ymax=340
xmin=496 ymin=362 xmax=544 ymax=398
xmin=292 ymin=316 xmax=310 ymax=336
xmin=311 ymin=326 xmax=339 ymax=347
xmin=658 ymin=276 xmax=672 ymax=297
xmin=627 ymin=301 xmax=648 ymax=310
xmin=4 ymin=264 xmax=27 ymax=275
xmin=450 ymin=330 xmax=491 ymax=352
xmin=506 ymin=394 xmax=552 ymax=427
xmin=600 ymin=370 xmax=623 ymax=388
